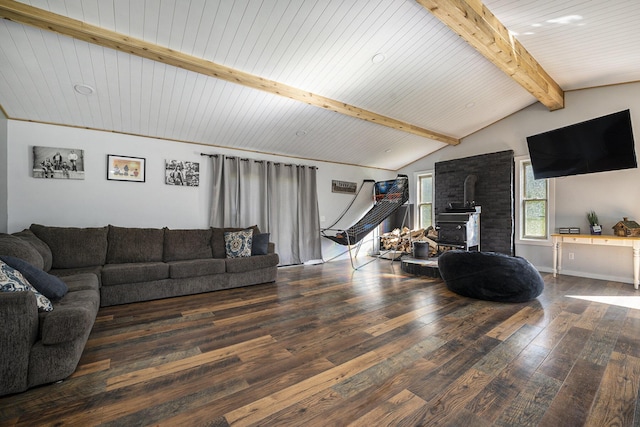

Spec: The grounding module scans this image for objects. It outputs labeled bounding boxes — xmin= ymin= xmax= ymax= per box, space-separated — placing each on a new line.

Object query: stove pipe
xmin=463 ymin=174 xmax=478 ymax=207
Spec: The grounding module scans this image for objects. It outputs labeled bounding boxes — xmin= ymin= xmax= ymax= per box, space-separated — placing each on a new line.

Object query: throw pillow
xmin=224 ymin=229 xmax=253 ymax=258
xmin=251 ymin=233 xmax=270 ymax=256
xmin=0 ymin=260 xmax=53 ymax=312
xmin=0 ymin=255 xmax=68 ymax=300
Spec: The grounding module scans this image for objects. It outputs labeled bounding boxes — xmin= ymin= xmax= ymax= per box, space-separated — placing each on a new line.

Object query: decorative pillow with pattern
xmin=0 ymin=260 xmax=53 ymax=312
xmin=224 ymin=229 xmax=253 ymax=258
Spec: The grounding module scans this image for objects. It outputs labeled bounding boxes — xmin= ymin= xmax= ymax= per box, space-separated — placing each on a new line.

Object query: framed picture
xmin=165 ymin=159 xmax=200 ymax=186
xmin=107 ymin=154 xmax=145 ymax=182
xmin=332 ymin=180 xmax=357 ymax=194
xmin=32 ymin=146 xmax=85 ymax=179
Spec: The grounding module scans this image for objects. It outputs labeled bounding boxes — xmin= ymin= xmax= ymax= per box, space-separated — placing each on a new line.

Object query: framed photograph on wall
xmin=107 ymin=154 xmax=145 ymax=182
xmin=32 ymin=146 xmax=85 ymax=179
xmin=331 ymin=180 xmax=357 ymax=194
xmin=165 ymin=159 xmax=200 ymax=186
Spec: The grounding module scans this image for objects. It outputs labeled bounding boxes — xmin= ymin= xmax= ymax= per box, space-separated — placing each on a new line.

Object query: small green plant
xmin=587 ymin=210 xmax=599 ymax=226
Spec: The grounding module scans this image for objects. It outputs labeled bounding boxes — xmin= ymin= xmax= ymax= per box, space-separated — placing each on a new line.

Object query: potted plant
xmin=587 ymin=210 xmax=602 ymax=235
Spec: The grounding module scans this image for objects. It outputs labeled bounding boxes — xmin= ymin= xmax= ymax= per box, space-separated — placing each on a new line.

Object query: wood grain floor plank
xmin=465 ymin=341 xmax=549 ymax=424
xmin=538 ymin=325 xmax=592 ymax=381
xmin=485 ymin=305 xmax=543 ymax=341
xmin=106 ymin=335 xmax=275 ymax=390
xmin=585 ymin=351 xmax=640 ymax=427
xmin=538 ymin=357 xmax=606 ymax=427
xmin=346 ymin=389 xmax=428 ymax=427
xmin=494 ymin=371 xmax=563 ymax=427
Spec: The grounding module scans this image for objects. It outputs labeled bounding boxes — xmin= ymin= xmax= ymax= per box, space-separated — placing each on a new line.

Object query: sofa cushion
xmin=60 ymin=273 xmax=100 ymax=293
xmin=107 ymin=225 xmax=165 ymax=263
xmin=251 ymin=233 xmax=270 ymax=256
xmin=51 ymin=266 xmax=103 ymax=285
xmin=163 ymin=228 xmax=213 ymax=262
xmin=0 ymin=233 xmax=44 ymax=270
xmin=12 ymin=230 xmax=53 ymax=271
xmin=224 ymin=229 xmax=253 ymax=258
xmin=0 ymin=260 xmax=52 ymax=312
xmin=0 ymin=255 xmax=68 ymax=300
xmin=40 ymin=289 xmax=99 ymax=345
xmin=30 ymin=224 xmax=108 ymax=269
xmin=101 ymin=262 xmax=169 ymax=286
xmin=167 ymin=258 xmax=226 ymax=279
xmin=225 ymin=253 xmax=280 ymax=273
xmin=212 ymin=226 xmax=260 ymax=259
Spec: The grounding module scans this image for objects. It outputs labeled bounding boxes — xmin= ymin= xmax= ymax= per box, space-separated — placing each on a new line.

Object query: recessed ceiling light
xmin=74 ymin=84 xmax=95 ymax=95
xmin=385 ymin=149 xmax=392 ymax=153
xmin=295 ymin=130 xmax=308 ymax=137
xmin=371 ymin=53 xmax=386 ymax=64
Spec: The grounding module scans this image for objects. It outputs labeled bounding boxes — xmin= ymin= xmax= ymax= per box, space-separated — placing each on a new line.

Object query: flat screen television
xmin=526 ymin=109 xmax=637 ymax=179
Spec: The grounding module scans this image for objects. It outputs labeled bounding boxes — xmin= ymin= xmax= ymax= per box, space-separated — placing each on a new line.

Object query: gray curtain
xmin=210 ymin=155 xmax=322 ymax=265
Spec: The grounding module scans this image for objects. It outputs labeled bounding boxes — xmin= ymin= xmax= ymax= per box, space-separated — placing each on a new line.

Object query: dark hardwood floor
xmin=2 ymin=259 xmax=640 ymax=426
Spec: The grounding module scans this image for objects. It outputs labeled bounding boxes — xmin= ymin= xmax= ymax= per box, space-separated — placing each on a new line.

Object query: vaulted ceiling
xmin=1 ymin=0 xmax=639 ymax=170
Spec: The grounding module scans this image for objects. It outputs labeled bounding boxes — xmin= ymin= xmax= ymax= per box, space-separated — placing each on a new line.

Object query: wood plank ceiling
xmin=0 ymin=0 xmax=639 ymax=170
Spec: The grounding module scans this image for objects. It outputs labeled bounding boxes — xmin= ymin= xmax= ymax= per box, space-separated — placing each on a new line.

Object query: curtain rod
xmin=200 ymin=153 xmax=318 ymax=169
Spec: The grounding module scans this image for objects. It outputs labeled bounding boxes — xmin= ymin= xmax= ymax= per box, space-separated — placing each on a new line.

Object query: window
xmin=417 ymin=173 xmax=433 ymax=229
xmin=521 ymin=160 xmax=548 ymax=239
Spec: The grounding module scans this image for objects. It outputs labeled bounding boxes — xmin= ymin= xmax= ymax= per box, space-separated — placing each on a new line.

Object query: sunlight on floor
xmin=566 ymin=295 xmax=640 ymax=310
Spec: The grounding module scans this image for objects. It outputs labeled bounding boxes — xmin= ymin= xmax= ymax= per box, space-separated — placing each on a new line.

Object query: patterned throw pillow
xmin=0 ymin=260 xmax=53 ymax=312
xmin=224 ymin=229 xmax=253 ymax=258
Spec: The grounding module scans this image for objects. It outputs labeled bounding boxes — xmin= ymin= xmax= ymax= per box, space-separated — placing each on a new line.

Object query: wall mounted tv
xmin=526 ymin=109 xmax=637 ymax=179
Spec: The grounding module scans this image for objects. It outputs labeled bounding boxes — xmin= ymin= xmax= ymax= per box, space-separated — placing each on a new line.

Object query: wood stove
xmin=435 ymin=206 xmax=480 ymax=251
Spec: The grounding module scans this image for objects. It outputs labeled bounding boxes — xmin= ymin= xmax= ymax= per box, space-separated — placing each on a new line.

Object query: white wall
xmin=6 ymin=120 xmax=394 ymax=260
xmin=0 ymin=109 xmax=7 ymax=233
xmin=401 ymin=81 xmax=640 ymax=284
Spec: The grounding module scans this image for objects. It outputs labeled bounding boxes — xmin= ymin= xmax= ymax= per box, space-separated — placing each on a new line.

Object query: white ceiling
xmin=0 ymin=0 xmax=639 ymax=170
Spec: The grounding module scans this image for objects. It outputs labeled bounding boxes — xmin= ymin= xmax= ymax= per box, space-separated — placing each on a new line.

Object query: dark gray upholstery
xmin=106 ymin=225 xmax=164 ymax=263
xmin=30 ymin=224 xmax=108 ymax=269
xmin=168 ymin=258 xmax=226 ymax=279
xmin=0 ymin=291 xmax=38 ymax=395
xmin=13 ymin=229 xmax=53 ymax=271
xmin=51 ymin=265 xmax=104 ymax=285
xmin=164 ymin=228 xmax=213 ymax=261
xmin=438 ymin=250 xmax=544 ymax=303
xmin=0 ymin=271 xmax=99 ymax=396
xmin=40 ymin=289 xmax=99 ymax=345
xmin=225 ymin=253 xmax=279 ymax=273
xmin=99 ymin=275 xmax=230 ymax=306
xmin=102 ymin=262 xmax=169 ymax=286
xmin=0 ymin=233 xmax=44 ymax=270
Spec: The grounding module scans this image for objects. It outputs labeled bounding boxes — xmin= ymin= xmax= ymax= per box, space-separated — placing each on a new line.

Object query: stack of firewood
xmin=380 ymin=226 xmax=439 ymax=255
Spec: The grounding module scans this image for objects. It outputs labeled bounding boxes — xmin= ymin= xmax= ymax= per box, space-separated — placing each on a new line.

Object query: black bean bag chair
xmin=438 ymin=250 xmax=544 ymax=302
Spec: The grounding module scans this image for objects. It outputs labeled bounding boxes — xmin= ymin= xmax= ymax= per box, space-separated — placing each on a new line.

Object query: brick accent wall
xmin=435 ymin=150 xmax=514 ymax=255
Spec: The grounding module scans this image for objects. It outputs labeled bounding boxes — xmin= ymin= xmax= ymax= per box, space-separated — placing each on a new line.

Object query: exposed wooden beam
xmin=0 ymin=0 xmax=459 ymax=146
xmin=417 ymin=0 xmax=564 ymax=111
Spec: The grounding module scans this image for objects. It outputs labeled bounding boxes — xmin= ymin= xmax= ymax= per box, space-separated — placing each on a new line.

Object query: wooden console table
xmin=552 ymin=234 xmax=640 ymax=289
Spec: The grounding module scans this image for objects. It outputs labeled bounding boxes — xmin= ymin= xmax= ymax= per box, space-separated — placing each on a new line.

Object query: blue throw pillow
xmin=251 ymin=233 xmax=270 ymax=255
xmin=0 ymin=255 xmax=68 ymax=300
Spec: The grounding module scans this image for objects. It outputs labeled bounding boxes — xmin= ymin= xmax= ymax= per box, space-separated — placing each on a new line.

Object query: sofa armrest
xmin=0 ymin=291 xmax=39 ymax=395
xmin=268 ymin=242 xmax=275 ymax=254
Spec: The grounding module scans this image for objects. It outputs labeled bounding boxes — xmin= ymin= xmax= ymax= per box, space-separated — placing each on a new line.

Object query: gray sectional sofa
xmin=0 ymin=224 xmax=278 ymax=396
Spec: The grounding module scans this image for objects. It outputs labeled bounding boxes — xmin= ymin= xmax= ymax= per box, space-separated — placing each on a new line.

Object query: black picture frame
xmin=107 ymin=154 xmax=146 ymax=182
